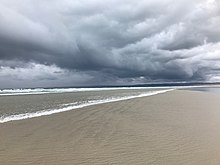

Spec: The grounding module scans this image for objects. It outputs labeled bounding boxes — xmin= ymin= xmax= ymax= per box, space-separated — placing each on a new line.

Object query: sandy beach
xmin=1 ymin=90 xmax=220 ymax=165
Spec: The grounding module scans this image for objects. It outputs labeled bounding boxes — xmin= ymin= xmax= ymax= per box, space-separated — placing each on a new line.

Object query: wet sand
xmin=1 ymin=90 xmax=220 ymax=165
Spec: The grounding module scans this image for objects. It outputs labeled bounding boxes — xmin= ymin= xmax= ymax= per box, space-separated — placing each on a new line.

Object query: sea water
xmin=190 ymin=86 xmax=220 ymax=95
xmin=0 ymin=87 xmax=173 ymax=123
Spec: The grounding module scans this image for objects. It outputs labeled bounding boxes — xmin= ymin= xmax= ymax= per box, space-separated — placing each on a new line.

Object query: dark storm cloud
xmin=0 ymin=0 xmax=220 ymax=87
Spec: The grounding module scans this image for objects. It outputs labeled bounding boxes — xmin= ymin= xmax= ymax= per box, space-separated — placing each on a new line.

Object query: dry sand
xmin=1 ymin=90 xmax=220 ymax=165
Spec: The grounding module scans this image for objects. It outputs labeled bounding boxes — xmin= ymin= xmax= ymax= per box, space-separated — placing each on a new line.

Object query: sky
xmin=0 ymin=0 xmax=220 ymax=88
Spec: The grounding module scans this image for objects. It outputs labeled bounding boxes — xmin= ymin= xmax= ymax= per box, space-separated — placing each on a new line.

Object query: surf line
xmin=0 ymin=89 xmax=174 ymax=123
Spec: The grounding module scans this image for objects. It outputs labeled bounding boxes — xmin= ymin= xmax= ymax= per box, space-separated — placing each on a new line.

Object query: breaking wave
xmin=0 ymin=87 xmax=172 ymax=96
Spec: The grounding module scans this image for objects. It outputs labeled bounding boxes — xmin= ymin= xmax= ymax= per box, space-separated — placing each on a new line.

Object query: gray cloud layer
xmin=0 ymin=0 xmax=220 ymax=88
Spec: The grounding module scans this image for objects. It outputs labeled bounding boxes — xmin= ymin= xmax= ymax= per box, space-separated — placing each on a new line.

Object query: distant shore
xmin=1 ymin=90 xmax=220 ymax=165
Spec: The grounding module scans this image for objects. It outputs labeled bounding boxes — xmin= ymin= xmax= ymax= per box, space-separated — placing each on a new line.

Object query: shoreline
xmin=0 ymin=89 xmax=173 ymax=123
xmin=1 ymin=90 xmax=220 ymax=164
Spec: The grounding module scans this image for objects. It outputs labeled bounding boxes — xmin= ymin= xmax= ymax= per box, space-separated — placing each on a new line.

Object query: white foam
xmin=0 ymin=86 xmax=180 ymax=96
xmin=0 ymin=89 xmax=173 ymax=123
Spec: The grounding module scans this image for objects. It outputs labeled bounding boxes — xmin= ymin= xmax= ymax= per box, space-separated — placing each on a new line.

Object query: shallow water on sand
xmin=190 ymin=86 xmax=220 ymax=95
xmin=0 ymin=87 xmax=171 ymax=122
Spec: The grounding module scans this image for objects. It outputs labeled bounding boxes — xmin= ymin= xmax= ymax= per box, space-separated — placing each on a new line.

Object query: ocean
xmin=0 ymin=87 xmax=173 ymax=123
xmin=1 ymin=85 xmax=219 ymax=123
